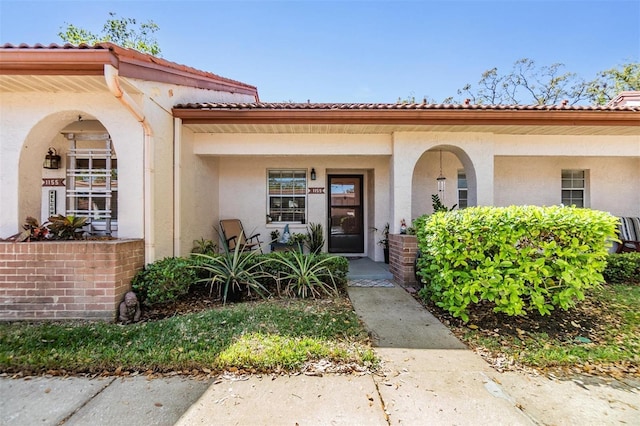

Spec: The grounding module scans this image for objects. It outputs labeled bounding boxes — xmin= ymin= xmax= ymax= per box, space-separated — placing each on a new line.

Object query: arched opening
xmin=411 ymin=145 xmax=477 ymax=219
xmin=18 ymin=112 xmax=118 ymax=235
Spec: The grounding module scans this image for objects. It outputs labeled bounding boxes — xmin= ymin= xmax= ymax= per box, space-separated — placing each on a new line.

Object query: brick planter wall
xmin=389 ymin=234 xmax=418 ymax=286
xmin=0 ymin=239 xmax=144 ymax=321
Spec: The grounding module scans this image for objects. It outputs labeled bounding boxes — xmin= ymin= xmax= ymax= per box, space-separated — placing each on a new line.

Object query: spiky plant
xmin=269 ymin=251 xmax=338 ymax=299
xmin=306 ymin=222 xmax=325 ymax=254
xmin=192 ymin=234 xmax=270 ymax=304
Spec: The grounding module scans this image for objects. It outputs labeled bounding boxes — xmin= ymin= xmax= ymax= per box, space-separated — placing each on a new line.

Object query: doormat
xmin=348 ymin=279 xmax=395 ymax=288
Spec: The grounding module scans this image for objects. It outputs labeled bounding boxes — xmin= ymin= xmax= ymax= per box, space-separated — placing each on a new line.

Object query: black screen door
xmin=328 ymin=175 xmax=364 ymax=253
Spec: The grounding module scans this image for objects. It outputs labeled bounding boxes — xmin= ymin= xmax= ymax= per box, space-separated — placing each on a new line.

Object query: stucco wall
xmin=393 ymin=131 xmax=640 ymax=227
xmin=123 ymin=79 xmax=256 ymax=260
xmin=0 ymin=78 xmax=255 ymax=261
xmin=412 ymin=150 xmax=463 ymax=218
xmin=175 ymin=126 xmax=221 ymax=255
xmin=193 ymin=133 xmax=391 ymax=156
xmin=186 ymin=130 xmax=639 ymax=259
xmin=495 ymin=156 xmax=640 ymax=216
xmin=391 ymin=132 xmax=494 ymax=233
xmin=0 ymin=92 xmax=144 ymax=241
xmin=198 ymin=155 xmax=392 ymax=261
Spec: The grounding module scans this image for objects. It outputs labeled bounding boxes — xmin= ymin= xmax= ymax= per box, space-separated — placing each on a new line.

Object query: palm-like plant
xmin=191 ymin=237 xmax=217 ymax=254
xmin=192 ymin=234 xmax=270 ymax=304
xmin=270 ymin=251 xmax=339 ymax=299
xmin=306 ymin=222 xmax=324 ymax=254
xmin=48 ymin=214 xmax=88 ymax=240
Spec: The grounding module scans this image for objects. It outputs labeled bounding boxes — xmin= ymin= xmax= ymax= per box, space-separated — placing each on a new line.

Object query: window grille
xmin=66 ymin=136 xmax=117 ymax=235
xmin=561 ymin=170 xmax=586 ymax=207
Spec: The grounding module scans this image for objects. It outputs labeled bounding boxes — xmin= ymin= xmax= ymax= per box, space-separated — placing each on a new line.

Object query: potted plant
xmin=373 ymin=223 xmax=390 ymax=264
xmin=191 ymin=237 xmax=217 ymax=254
xmin=288 ymin=232 xmax=307 ymax=253
xmin=306 ymin=222 xmax=324 ymax=254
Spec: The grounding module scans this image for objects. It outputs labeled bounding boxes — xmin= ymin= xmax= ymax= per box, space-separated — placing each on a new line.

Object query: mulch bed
xmin=414 ymin=292 xmax=639 ymax=380
xmin=140 ymin=286 xmax=228 ymax=321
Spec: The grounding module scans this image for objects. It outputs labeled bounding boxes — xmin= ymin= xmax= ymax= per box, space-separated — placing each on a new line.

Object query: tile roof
xmin=1 ymin=43 xmax=258 ymax=98
xmin=174 ymin=101 xmax=640 ymax=112
xmin=173 ymin=101 xmax=640 ymax=129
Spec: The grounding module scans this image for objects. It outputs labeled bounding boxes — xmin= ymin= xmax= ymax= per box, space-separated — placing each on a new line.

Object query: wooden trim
xmin=0 ymin=49 xmax=117 ymax=75
xmin=118 ymin=59 xmax=257 ymax=96
xmin=173 ymin=108 xmax=640 ymax=127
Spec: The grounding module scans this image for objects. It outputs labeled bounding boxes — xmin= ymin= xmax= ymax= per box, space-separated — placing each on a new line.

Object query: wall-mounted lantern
xmin=43 ymin=147 xmax=61 ymax=170
xmin=310 ymin=168 xmax=317 ymax=181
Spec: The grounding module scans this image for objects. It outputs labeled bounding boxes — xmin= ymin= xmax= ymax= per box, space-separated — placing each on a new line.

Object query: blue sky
xmin=1 ymin=0 xmax=638 ymax=103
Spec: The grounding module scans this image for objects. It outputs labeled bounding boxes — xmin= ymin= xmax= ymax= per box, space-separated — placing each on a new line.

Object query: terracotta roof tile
xmin=174 ymin=101 xmax=640 ymax=112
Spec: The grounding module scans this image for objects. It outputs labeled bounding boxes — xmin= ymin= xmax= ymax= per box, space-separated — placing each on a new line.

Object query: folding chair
xmin=617 ymin=217 xmax=640 ymax=253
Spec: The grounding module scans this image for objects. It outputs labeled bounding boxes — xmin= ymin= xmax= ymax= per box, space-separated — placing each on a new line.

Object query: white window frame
xmin=457 ymin=169 xmax=468 ymax=209
xmin=267 ymin=169 xmax=307 ymax=224
xmin=561 ymin=169 xmax=588 ymax=207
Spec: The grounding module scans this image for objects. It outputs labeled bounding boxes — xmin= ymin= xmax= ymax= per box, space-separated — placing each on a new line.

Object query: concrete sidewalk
xmin=0 ymin=374 xmax=210 ymax=426
xmin=2 ymin=281 xmax=639 ymax=425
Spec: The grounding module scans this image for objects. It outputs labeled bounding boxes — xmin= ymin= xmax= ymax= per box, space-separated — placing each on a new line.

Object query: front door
xmin=328 ymin=175 xmax=364 ymax=253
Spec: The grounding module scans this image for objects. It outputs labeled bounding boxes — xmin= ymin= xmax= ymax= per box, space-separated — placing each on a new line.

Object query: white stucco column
xmin=391 ymin=132 xmax=497 ymax=228
xmin=459 ymin=139 xmax=495 ymax=207
xmin=390 ymin=133 xmax=424 ymax=234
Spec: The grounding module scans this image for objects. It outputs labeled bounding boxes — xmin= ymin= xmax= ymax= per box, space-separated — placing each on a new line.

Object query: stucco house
xmin=1 ymin=43 xmax=638 ymax=319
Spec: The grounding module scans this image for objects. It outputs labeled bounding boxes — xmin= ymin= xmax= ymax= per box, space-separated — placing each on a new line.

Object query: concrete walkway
xmin=2 ymin=277 xmax=639 ymax=425
xmin=347 ymin=285 xmax=533 ymax=425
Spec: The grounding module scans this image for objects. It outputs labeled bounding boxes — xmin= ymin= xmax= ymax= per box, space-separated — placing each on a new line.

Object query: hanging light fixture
xmin=436 ymin=150 xmax=446 ymax=200
xmin=310 ymin=168 xmax=317 ymax=181
xmin=43 ymin=147 xmax=61 ymax=170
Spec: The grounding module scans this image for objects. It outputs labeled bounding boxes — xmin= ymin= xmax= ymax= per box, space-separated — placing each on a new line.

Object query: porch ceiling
xmin=183 ymin=123 xmax=640 ymax=136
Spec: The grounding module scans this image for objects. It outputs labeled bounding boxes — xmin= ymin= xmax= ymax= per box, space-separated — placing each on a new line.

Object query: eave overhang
xmin=0 ymin=48 xmax=116 ymax=75
xmin=172 ymin=107 xmax=640 ymax=127
xmin=0 ymin=44 xmax=259 ymax=98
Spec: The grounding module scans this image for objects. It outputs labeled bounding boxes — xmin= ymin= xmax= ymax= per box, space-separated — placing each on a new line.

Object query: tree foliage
xmin=451 ymin=58 xmax=589 ymax=105
xmin=413 ymin=58 xmax=639 ymax=106
xmin=586 ymin=62 xmax=640 ymax=105
xmin=58 ymin=12 xmax=161 ymax=56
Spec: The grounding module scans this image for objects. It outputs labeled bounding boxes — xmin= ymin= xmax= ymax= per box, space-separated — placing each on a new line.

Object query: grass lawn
xmin=0 ymin=297 xmax=376 ymax=377
xmin=427 ymin=284 xmax=640 ymax=378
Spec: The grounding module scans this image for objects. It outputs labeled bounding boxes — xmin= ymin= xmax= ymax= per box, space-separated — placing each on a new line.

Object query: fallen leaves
xmin=415 ymin=286 xmax=640 ymax=380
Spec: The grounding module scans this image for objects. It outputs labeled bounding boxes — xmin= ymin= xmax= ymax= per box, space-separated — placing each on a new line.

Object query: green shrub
xmin=317 ymin=254 xmax=348 ymax=288
xmin=603 ymin=253 xmax=640 ymax=284
xmin=131 ymin=257 xmax=197 ymax=306
xmin=416 ymin=206 xmax=618 ymax=321
xmin=192 ymin=243 xmax=270 ymax=304
xmin=269 ymin=251 xmax=339 ymax=298
xmin=259 ymin=252 xmax=348 ymax=295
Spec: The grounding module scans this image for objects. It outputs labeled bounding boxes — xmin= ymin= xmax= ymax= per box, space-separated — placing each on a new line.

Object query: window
xmin=66 ymin=136 xmax=117 ymax=235
xmin=561 ymin=170 xmax=586 ymax=207
xmin=267 ymin=169 xmax=307 ymax=223
xmin=457 ymin=169 xmax=468 ymax=208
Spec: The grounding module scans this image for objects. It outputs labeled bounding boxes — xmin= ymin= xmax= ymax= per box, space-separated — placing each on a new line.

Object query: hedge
xmin=603 ymin=252 xmax=640 ymax=285
xmin=415 ymin=206 xmax=619 ymax=321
